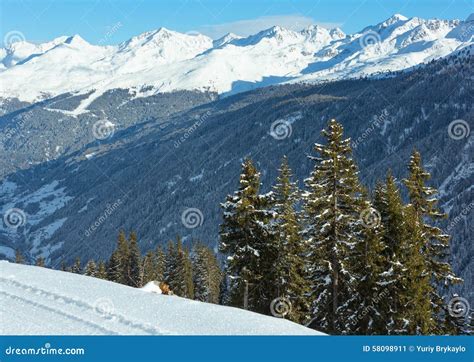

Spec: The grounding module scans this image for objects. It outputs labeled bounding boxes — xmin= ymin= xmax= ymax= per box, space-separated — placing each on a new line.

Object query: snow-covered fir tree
xmin=127 ymin=232 xmax=142 ymax=287
xmin=183 ymin=247 xmax=194 ymax=299
xmin=116 ymin=230 xmax=130 ymax=285
xmin=302 ymin=119 xmax=368 ymax=334
xmin=155 ymin=246 xmax=166 ymax=282
xmin=267 ymin=156 xmax=310 ymax=323
xmin=403 ymin=151 xmax=463 ymax=333
xmin=192 ymin=243 xmax=222 ymax=304
xmin=107 ymin=249 xmax=121 ymax=282
xmin=164 ymin=240 xmax=176 ymax=288
xmin=343 ymin=200 xmax=390 ymax=335
xmin=165 ymin=237 xmax=194 ymax=298
xmin=373 ymin=172 xmax=413 ymax=334
xmin=142 ymin=250 xmax=156 ymax=284
xmin=219 ymin=158 xmax=272 ymax=313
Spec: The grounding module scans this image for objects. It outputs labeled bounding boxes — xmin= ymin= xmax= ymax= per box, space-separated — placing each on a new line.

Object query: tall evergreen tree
xmin=192 ymin=243 xmax=222 ymax=304
xmin=345 ymin=209 xmax=391 ymax=334
xmin=169 ymin=237 xmax=191 ymax=297
xmin=372 ymin=172 xmax=412 ymax=334
xmin=267 ymin=156 xmax=310 ymax=323
xmin=219 ymin=275 xmax=230 ymax=306
xmin=163 ymin=237 xmax=194 ymax=298
xmin=403 ymin=150 xmax=462 ymax=333
xmin=164 ymin=240 xmax=177 ymax=289
xmin=116 ymin=230 xmax=130 ymax=284
xmin=302 ymin=119 xmax=367 ymax=334
xmin=142 ymin=250 xmax=157 ymax=284
xmin=127 ymin=231 xmax=142 ymax=287
xmin=107 ymin=249 xmax=121 ymax=282
xmin=183 ymin=247 xmax=194 ymax=299
xmin=155 ymin=246 xmax=166 ymax=282
xmin=398 ymin=205 xmax=435 ymax=334
xmin=219 ymin=158 xmax=272 ymax=313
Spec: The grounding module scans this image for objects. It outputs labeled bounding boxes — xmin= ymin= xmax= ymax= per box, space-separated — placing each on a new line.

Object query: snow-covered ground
xmin=0 ymin=262 xmax=323 ymax=335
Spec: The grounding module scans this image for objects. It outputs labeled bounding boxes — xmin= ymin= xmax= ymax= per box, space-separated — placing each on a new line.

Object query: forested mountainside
xmin=0 ymin=46 xmax=472 ymax=303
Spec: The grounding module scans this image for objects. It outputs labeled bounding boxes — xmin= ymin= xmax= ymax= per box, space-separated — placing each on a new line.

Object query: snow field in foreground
xmin=0 ymin=261 xmax=323 ymax=335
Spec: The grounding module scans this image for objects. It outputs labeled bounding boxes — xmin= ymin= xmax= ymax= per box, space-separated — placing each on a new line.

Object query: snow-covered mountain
xmin=0 ymin=13 xmax=472 ymax=103
xmin=0 ymin=261 xmax=322 ymax=335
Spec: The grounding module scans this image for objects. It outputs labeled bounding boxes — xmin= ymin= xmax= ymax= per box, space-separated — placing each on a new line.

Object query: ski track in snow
xmin=0 ymin=277 xmax=167 ymax=335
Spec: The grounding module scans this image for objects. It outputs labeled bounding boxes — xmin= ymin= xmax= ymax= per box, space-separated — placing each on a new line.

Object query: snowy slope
xmin=0 ymin=14 xmax=472 ymax=103
xmin=0 ymin=262 xmax=323 ymax=335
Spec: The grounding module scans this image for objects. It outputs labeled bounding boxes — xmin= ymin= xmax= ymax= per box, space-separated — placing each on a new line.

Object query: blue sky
xmin=1 ymin=0 xmax=472 ymax=45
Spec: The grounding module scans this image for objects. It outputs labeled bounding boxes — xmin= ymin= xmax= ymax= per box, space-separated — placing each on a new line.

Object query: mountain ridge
xmin=1 ymin=13 xmax=472 ymax=104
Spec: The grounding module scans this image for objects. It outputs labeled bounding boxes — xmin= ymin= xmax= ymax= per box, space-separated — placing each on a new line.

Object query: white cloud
xmin=197 ymin=15 xmax=342 ymax=39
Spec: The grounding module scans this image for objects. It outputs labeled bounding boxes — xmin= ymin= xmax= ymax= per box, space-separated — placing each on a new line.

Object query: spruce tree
xmin=403 ymin=150 xmax=462 ymax=333
xmin=372 ymin=172 xmax=412 ymax=334
xmin=398 ymin=205 xmax=435 ymax=334
xmin=164 ymin=240 xmax=177 ymax=290
xmin=302 ymin=119 xmax=367 ymax=334
xmin=155 ymin=246 xmax=166 ymax=282
xmin=345 ymin=210 xmax=390 ymax=334
xmin=127 ymin=231 xmax=142 ymax=287
xmin=219 ymin=275 xmax=230 ymax=306
xmin=183 ymin=247 xmax=194 ymax=299
xmin=219 ymin=158 xmax=272 ymax=313
xmin=107 ymin=249 xmax=121 ymax=282
xmin=142 ymin=250 xmax=156 ymax=284
xmin=116 ymin=230 xmax=130 ymax=284
xmin=268 ymin=156 xmax=310 ymax=323
xmin=192 ymin=243 xmax=222 ymax=303
xmin=96 ymin=261 xmax=108 ymax=280
xmin=84 ymin=260 xmax=97 ymax=277
xmin=164 ymin=237 xmax=194 ymax=298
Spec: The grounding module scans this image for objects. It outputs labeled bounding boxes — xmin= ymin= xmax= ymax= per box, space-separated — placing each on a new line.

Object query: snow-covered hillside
xmin=0 ymin=262 xmax=323 ymax=335
xmin=0 ymin=14 xmax=472 ymax=103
